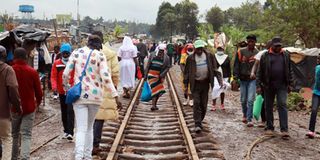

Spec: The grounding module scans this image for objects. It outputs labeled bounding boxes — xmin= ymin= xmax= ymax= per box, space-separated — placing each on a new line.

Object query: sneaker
xmin=67 ymin=134 xmax=73 ymax=141
xmin=242 ymin=117 xmax=248 ymax=124
xmin=220 ymin=104 xmax=225 ymax=110
xmin=211 ymin=105 xmax=216 ymax=111
xmin=306 ymin=131 xmax=316 ymax=139
xmin=281 ymin=131 xmax=290 ymax=140
xmin=61 ymin=133 xmax=68 ymax=139
xmin=247 ymin=122 xmax=254 ymax=127
xmin=189 ymin=100 xmax=193 ymax=107
xmin=53 ymin=95 xmax=59 ymax=100
xmin=195 ymin=126 xmax=202 ymax=133
xmin=183 ymin=99 xmax=189 ymax=106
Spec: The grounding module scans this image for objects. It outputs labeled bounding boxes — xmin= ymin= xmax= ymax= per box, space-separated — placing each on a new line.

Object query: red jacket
xmin=12 ymin=60 xmax=43 ymax=115
xmin=51 ymin=59 xmax=74 ymax=94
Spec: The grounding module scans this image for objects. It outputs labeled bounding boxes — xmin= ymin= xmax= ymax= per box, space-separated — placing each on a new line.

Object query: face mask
xmin=62 ymin=57 xmax=69 ymax=64
xmin=187 ymin=51 xmax=194 ymax=55
xmin=216 ymin=51 xmax=224 ymax=55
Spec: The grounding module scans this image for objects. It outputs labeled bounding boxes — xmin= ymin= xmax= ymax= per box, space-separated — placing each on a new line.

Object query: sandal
xmin=220 ymin=104 xmax=225 ymax=110
xmin=211 ymin=105 xmax=216 ymax=111
xmin=306 ymin=131 xmax=316 ymax=139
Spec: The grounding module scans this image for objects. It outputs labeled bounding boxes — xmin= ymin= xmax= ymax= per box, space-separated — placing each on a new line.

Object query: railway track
xmin=95 ymin=72 xmax=225 ymax=160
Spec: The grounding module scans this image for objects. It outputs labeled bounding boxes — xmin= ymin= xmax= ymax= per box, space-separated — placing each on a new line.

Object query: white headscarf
xmin=155 ymin=43 xmax=167 ymax=56
xmin=120 ymin=36 xmax=136 ymax=52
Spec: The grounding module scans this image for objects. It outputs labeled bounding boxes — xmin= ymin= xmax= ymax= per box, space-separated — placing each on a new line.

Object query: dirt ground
xmin=28 ymin=66 xmax=320 ymax=160
xmin=207 ymin=91 xmax=320 ymax=160
xmin=171 ymin=66 xmax=320 ymax=160
xmin=31 ymin=93 xmax=75 ymax=160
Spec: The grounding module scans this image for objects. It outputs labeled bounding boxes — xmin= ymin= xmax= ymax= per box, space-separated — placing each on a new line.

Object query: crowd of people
xmin=1 ymin=32 xmax=320 ymax=160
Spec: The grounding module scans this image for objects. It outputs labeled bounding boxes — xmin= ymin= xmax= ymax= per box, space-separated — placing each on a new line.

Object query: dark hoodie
xmin=0 ymin=61 xmax=21 ymax=119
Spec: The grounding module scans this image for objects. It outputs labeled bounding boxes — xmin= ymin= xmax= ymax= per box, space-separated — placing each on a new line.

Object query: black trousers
xmin=59 ymin=94 xmax=75 ymax=135
xmin=192 ymin=80 xmax=210 ymax=128
xmin=265 ymin=86 xmax=288 ymax=132
xmin=309 ymin=94 xmax=320 ymax=132
xmin=261 ymin=91 xmax=266 ymax=122
xmin=93 ymin=120 xmax=104 ymax=147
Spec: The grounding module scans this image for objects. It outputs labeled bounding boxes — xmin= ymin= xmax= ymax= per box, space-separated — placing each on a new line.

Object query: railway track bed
xmin=95 ymin=72 xmax=225 ymax=160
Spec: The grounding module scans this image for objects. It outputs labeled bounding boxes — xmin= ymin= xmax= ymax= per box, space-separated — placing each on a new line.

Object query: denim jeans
xmin=11 ymin=112 xmax=35 ymax=160
xmin=0 ymin=118 xmax=12 ymax=160
xmin=265 ymin=86 xmax=288 ymax=131
xmin=73 ymin=104 xmax=99 ymax=160
xmin=59 ymin=94 xmax=75 ymax=135
xmin=309 ymin=94 xmax=320 ymax=132
xmin=240 ymin=80 xmax=256 ymax=122
xmin=93 ymin=120 xmax=104 ymax=148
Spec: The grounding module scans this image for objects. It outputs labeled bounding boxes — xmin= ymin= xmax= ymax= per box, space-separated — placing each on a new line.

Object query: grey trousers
xmin=192 ymin=80 xmax=210 ymax=128
xmin=11 ymin=112 xmax=35 ymax=160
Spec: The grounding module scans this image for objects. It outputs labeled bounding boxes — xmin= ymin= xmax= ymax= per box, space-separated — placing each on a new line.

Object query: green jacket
xmin=184 ymin=50 xmax=222 ymax=93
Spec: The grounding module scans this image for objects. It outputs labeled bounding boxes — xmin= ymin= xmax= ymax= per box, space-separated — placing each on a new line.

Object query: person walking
xmin=211 ymin=46 xmax=231 ymax=111
xmin=145 ymin=44 xmax=171 ymax=111
xmin=257 ymin=36 xmax=293 ymax=139
xmin=233 ymin=35 xmax=259 ymax=127
xmin=149 ymin=43 xmax=157 ymax=53
xmin=250 ymin=40 xmax=272 ymax=127
xmin=51 ymin=43 xmax=75 ymax=141
xmin=49 ymin=45 xmax=61 ymax=100
xmin=0 ymin=45 xmax=22 ymax=160
xmin=118 ymin=36 xmax=139 ymax=98
xmin=167 ymin=42 xmax=175 ymax=65
xmin=180 ymin=43 xmax=195 ymax=106
xmin=63 ymin=35 xmax=120 ymax=160
xmin=306 ymin=55 xmax=320 ymax=138
xmin=91 ymin=31 xmax=121 ymax=155
xmin=136 ymin=39 xmax=149 ymax=77
xmin=11 ymin=48 xmax=43 ymax=160
xmin=184 ymin=40 xmax=222 ymax=133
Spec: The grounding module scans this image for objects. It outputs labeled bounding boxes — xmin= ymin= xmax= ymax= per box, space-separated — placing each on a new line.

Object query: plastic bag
xmin=253 ymin=95 xmax=264 ymax=120
xmin=141 ymin=81 xmax=152 ymax=102
xmin=136 ymin=66 xmax=143 ymax=80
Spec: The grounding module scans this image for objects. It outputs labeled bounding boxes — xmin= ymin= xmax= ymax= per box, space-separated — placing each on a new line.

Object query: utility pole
xmin=76 ymin=0 xmax=81 ymax=46
xmin=77 ymin=0 xmax=80 ymax=26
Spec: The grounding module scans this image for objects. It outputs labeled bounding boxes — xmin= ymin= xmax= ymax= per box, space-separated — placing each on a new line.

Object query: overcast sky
xmin=0 ymin=0 xmax=265 ymax=24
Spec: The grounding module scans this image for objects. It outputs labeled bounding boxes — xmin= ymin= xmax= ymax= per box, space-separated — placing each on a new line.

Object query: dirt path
xmin=172 ymin=66 xmax=320 ymax=160
xmin=29 ymin=65 xmax=320 ymax=160
xmin=31 ymin=93 xmax=75 ymax=160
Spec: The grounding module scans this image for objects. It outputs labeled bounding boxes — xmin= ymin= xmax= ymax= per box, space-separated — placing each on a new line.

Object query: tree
xmin=224 ymin=1 xmax=263 ymax=31
xmin=262 ymin=0 xmax=320 ymax=47
xmin=206 ymin=6 xmax=224 ymax=31
xmin=163 ymin=12 xmax=177 ymax=37
xmin=153 ymin=2 xmax=176 ymax=39
xmin=175 ymin=0 xmax=199 ymax=39
xmin=113 ymin=24 xmax=125 ymax=38
xmin=197 ymin=23 xmax=214 ymax=41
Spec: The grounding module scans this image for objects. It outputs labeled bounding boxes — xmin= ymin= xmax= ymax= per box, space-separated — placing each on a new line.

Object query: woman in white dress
xmin=211 ymin=46 xmax=231 ymax=111
xmin=118 ymin=36 xmax=138 ymax=98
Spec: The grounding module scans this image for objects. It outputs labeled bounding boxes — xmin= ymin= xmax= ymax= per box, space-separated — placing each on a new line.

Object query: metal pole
xmin=77 ymin=0 xmax=81 ymax=46
xmin=77 ymin=0 xmax=80 ymax=26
